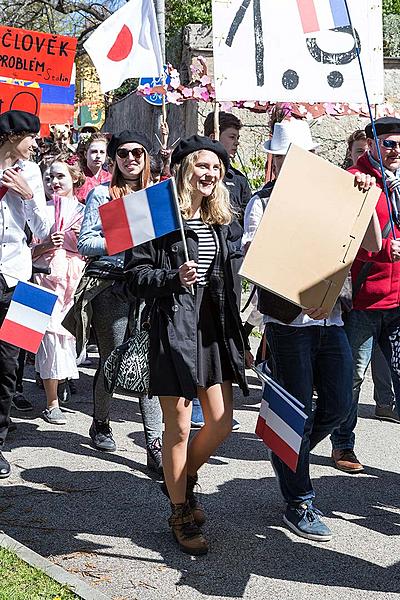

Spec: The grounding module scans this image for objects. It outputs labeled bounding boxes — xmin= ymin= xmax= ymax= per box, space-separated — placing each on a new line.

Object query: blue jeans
xmin=331 ymin=308 xmax=400 ymax=451
xmin=266 ymin=324 xmax=353 ymax=506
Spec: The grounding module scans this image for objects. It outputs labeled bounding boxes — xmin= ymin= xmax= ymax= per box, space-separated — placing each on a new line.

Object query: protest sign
xmin=0 ymin=81 xmax=41 ymax=115
xmin=0 ymin=26 xmax=77 ymax=87
xmin=212 ymin=0 xmax=383 ymax=102
xmin=240 ymin=145 xmax=381 ymax=315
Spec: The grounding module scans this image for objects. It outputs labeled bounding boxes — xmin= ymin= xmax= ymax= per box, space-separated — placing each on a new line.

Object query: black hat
xmin=0 ymin=110 xmax=40 ymax=136
xmin=365 ymin=117 xmax=400 ymax=139
xmin=107 ymin=130 xmax=152 ymax=159
xmin=171 ymin=135 xmax=230 ymax=173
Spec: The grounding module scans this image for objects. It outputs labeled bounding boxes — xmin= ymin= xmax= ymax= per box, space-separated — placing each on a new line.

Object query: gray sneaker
xmin=42 ymin=407 xmax=67 ymax=425
xmin=374 ymin=405 xmax=400 ymax=423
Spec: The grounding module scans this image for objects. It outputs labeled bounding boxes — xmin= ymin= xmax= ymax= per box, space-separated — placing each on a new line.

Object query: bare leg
xmin=43 ymin=379 xmax=59 ymax=410
xmin=159 ymin=396 xmax=192 ymax=504
xmin=187 ymin=381 xmax=233 ymax=476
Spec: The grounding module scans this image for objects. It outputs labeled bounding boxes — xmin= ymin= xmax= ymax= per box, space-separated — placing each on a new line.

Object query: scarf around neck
xmin=368 ymin=152 xmax=400 ymax=227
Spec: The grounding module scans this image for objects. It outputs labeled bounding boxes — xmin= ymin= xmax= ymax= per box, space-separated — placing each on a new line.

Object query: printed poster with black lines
xmin=212 ymin=0 xmax=384 ymax=103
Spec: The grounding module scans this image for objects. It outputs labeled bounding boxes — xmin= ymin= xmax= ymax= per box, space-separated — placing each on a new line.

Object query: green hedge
xmin=383 ymin=14 xmax=400 ymax=56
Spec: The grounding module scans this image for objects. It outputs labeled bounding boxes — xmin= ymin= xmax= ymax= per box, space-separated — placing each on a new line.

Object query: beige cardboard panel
xmin=240 ymin=144 xmax=381 ymax=312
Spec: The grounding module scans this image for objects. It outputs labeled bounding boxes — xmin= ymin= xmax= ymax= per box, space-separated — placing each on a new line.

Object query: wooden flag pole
xmin=213 ymin=100 xmax=220 ymax=141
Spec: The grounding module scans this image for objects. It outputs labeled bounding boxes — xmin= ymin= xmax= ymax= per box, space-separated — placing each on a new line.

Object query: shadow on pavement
xmin=0 ymin=459 xmax=398 ymax=597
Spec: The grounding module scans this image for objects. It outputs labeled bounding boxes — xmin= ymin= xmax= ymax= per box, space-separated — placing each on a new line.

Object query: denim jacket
xmin=77 ymin=182 xmax=125 ymax=269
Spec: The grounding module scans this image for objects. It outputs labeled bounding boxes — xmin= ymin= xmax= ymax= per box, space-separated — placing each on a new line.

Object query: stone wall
xmin=103 ymin=24 xmax=400 ymax=186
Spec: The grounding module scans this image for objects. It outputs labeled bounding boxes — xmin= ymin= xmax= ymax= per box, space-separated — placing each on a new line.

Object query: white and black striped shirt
xmin=187 ymin=218 xmax=219 ymax=286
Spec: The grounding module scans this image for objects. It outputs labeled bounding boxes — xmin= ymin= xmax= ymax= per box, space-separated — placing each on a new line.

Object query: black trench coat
xmin=125 ymin=222 xmax=249 ymax=400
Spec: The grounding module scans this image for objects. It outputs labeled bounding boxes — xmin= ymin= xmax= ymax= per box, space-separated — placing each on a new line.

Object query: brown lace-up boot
xmin=186 ymin=474 xmax=206 ymax=527
xmin=160 ymin=474 xmax=206 ymax=526
xmin=168 ymin=501 xmax=208 ymax=555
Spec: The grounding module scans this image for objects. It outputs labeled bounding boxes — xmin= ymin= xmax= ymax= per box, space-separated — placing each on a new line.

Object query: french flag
xmin=255 ymin=372 xmax=307 ymax=473
xmin=0 ymin=281 xmax=58 ymax=353
xmin=99 ymin=178 xmax=180 ymax=255
xmin=297 ymin=0 xmax=350 ymax=34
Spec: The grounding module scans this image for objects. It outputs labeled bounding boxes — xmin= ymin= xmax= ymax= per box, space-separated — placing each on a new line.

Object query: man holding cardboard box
xmin=242 ymin=117 xmax=381 ymax=542
xmin=331 ymin=117 xmax=400 ymax=473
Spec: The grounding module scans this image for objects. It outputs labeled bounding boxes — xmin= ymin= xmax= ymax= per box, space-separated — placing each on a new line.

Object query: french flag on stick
xmin=99 ymin=178 xmax=180 ymax=256
xmin=0 ymin=281 xmax=57 ymax=353
xmin=297 ymin=0 xmax=350 ymax=34
xmin=255 ymin=369 xmax=307 ymax=473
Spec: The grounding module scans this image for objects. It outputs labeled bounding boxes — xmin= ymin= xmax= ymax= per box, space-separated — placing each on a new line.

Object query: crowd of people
xmin=0 ymin=107 xmax=399 ymax=556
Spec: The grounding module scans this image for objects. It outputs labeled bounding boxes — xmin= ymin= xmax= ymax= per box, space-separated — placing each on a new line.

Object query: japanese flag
xmin=84 ymin=0 xmax=163 ymax=93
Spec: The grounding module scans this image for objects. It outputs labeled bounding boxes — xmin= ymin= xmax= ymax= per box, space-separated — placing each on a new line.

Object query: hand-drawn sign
xmin=225 ymin=0 xmax=264 ymax=87
xmin=212 ymin=0 xmax=383 ymax=103
xmin=0 ymin=81 xmax=42 ymax=115
xmin=0 ymin=26 xmax=77 ymax=87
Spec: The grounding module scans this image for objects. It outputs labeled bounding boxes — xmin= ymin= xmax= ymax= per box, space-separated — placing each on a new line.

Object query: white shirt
xmin=243 ymin=189 xmax=343 ymax=328
xmin=0 ymin=160 xmax=50 ymax=287
xmin=242 ymin=194 xmax=265 ymax=247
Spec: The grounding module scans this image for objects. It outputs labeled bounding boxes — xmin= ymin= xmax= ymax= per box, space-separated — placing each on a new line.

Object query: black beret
xmin=365 ymin=117 xmax=400 ymax=139
xmin=171 ymin=135 xmax=230 ymax=173
xmin=0 ymin=110 xmax=40 ymax=136
xmin=107 ymin=130 xmax=152 ymax=159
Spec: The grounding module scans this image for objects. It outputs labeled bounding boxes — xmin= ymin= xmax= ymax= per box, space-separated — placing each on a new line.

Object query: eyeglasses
xmin=116 ymin=147 xmax=145 ymax=159
xmin=380 ymin=139 xmax=400 ymax=151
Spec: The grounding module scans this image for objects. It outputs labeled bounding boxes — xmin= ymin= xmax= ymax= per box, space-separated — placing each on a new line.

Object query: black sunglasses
xmin=116 ymin=147 xmax=145 ymax=159
xmin=381 ymin=139 xmax=400 ymax=150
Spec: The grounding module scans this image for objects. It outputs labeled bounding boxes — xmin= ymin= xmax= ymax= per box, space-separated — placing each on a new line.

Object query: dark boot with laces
xmin=161 ymin=473 xmax=206 ymax=526
xmin=186 ymin=473 xmax=206 ymax=526
xmin=89 ymin=418 xmax=116 ymax=452
xmin=168 ymin=501 xmax=208 ymax=555
xmin=146 ymin=437 xmax=163 ymax=475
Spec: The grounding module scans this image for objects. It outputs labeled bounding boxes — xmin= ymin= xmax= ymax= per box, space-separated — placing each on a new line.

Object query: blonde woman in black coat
xmin=126 ymin=136 xmax=253 ymax=555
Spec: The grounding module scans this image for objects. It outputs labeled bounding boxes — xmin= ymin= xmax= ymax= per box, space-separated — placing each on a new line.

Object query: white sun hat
xmin=263 ymin=119 xmax=319 ymax=154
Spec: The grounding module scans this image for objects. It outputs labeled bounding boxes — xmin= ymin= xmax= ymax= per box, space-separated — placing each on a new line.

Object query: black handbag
xmin=85 ymin=259 xmax=125 ymax=281
xmin=103 ymin=302 xmax=152 ymax=397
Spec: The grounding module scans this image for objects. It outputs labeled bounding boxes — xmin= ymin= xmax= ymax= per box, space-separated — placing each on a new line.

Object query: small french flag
xmin=255 ymin=369 xmax=307 ymax=473
xmin=297 ymin=0 xmax=350 ymax=34
xmin=0 ymin=281 xmax=58 ymax=353
xmin=99 ymin=178 xmax=180 ymax=256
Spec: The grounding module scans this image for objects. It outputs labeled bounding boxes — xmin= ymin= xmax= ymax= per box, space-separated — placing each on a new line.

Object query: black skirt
xmin=196 ymin=285 xmax=234 ymax=388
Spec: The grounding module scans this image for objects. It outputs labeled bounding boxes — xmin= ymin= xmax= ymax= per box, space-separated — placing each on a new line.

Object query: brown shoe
xmin=168 ymin=501 xmax=208 ymax=555
xmin=160 ymin=475 xmax=206 ymax=527
xmin=187 ymin=474 xmax=206 ymax=527
xmin=332 ymin=449 xmax=364 ymax=473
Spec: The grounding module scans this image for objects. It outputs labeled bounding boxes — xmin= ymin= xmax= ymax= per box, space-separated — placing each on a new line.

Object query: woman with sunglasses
xmin=76 ymin=131 xmax=163 ymax=471
xmin=125 ymin=135 xmax=253 ymax=555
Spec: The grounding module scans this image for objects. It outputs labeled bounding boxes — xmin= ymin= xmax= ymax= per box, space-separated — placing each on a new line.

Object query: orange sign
xmin=0 ymin=26 xmax=77 ymax=87
xmin=0 ymin=81 xmax=42 ymax=115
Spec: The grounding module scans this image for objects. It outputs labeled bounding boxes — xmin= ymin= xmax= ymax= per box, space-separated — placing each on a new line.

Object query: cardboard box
xmin=240 ymin=144 xmax=381 ymax=316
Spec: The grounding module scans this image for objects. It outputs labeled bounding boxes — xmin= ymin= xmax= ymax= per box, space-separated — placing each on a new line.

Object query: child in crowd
xmin=76 ymin=133 xmax=111 ymax=203
xmin=32 ymin=157 xmax=86 ymax=424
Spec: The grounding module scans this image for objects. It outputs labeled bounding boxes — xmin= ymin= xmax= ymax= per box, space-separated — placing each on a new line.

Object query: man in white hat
xmin=244 ymin=118 xmax=381 ymax=542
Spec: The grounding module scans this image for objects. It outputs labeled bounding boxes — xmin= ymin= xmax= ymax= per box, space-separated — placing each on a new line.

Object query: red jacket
xmin=350 ymin=153 xmax=400 ymax=311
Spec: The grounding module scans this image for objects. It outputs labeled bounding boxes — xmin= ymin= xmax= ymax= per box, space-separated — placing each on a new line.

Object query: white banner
xmin=212 ymin=0 xmax=384 ymax=103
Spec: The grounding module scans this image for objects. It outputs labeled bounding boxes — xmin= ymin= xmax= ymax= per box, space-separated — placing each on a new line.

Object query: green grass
xmin=0 ymin=547 xmax=79 ymax=600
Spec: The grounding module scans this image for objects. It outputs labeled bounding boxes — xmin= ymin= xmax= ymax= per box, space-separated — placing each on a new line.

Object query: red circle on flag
xmin=107 ymin=25 xmax=133 ymax=62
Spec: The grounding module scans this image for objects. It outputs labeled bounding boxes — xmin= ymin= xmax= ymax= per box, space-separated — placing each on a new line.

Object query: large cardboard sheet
xmin=240 ymin=145 xmax=381 ymax=314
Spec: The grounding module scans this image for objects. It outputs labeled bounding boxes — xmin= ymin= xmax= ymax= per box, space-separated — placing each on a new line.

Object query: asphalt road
xmin=0 ymin=345 xmax=399 ymax=600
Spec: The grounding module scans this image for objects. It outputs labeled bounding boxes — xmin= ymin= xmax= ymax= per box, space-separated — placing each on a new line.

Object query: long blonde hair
xmin=175 ymin=151 xmax=233 ymax=225
xmin=109 ymin=150 xmax=151 ymax=200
